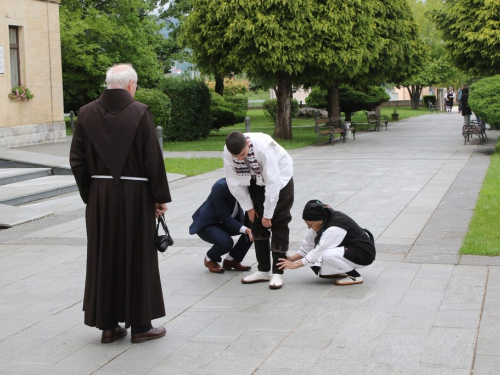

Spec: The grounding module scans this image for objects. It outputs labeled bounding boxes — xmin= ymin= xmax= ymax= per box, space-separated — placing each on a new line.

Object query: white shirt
xmin=224 ymin=133 xmax=293 ymax=218
xmin=299 ymin=226 xmax=347 ymax=266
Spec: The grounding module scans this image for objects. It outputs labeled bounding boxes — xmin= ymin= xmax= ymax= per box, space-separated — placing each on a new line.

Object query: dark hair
xmin=462 ymin=86 xmax=469 ymax=94
xmin=302 ymin=199 xmax=332 ymax=221
xmin=226 ymin=131 xmax=247 ymax=155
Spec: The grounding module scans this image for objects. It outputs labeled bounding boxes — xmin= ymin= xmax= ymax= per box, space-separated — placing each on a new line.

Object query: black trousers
xmin=198 ymin=224 xmax=252 ymax=263
xmin=249 ymin=177 xmax=294 ymax=274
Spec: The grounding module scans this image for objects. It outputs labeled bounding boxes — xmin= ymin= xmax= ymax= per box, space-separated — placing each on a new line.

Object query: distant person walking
xmin=461 ymin=86 xmax=472 ymax=125
xmin=446 ymin=87 xmax=455 ymax=113
xmin=458 ymin=87 xmax=463 ymax=113
xmin=70 ymin=64 xmax=171 ymax=344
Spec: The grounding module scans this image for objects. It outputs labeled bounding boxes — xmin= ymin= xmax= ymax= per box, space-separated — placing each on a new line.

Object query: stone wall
xmin=0 ymin=0 xmax=64 ymax=147
xmin=0 ymin=121 xmax=65 ymax=148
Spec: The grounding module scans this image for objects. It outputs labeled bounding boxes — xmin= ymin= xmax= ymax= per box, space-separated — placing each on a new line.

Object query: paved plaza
xmin=0 ymin=111 xmax=499 ymax=374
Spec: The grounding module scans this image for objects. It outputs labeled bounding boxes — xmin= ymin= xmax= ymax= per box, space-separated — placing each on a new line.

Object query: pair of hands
xmin=277 ymin=254 xmax=303 ymax=270
xmin=247 ymin=208 xmax=272 ymax=228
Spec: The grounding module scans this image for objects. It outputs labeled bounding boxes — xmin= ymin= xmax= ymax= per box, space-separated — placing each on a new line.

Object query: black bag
xmin=155 ymin=215 xmax=174 ymax=253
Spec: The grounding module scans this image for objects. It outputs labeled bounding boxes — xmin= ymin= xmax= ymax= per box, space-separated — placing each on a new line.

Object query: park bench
xmin=314 ymin=114 xmax=356 ymax=145
xmin=428 ymin=102 xmax=440 ymax=113
xmin=462 ymin=120 xmax=487 ymax=145
xmin=364 ymin=111 xmax=388 ymax=131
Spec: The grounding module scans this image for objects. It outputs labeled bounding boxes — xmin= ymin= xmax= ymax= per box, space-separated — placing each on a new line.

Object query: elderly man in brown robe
xmin=70 ymin=64 xmax=171 ymax=344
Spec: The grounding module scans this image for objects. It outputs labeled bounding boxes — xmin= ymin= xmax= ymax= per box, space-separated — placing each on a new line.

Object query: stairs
xmin=0 ymin=162 xmax=77 ymax=228
xmin=0 ymin=167 xmax=77 ymax=206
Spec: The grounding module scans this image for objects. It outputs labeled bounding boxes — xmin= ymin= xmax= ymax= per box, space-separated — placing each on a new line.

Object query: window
xmin=9 ymin=26 xmax=21 ymax=87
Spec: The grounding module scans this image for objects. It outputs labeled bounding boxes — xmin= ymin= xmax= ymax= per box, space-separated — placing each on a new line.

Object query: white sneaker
xmin=241 ymin=271 xmax=271 ymax=284
xmin=334 ymin=275 xmax=363 ymax=285
xmin=269 ymin=274 xmax=283 ymax=289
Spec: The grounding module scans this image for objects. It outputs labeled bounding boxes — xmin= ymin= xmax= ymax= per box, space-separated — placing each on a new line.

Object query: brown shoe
xmin=131 ymin=326 xmax=166 ymax=344
xmin=223 ymin=258 xmax=251 ymax=271
xmin=101 ymin=325 xmax=127 ymax=343
xmin=204 ymin=258 xmax=225 ymax=273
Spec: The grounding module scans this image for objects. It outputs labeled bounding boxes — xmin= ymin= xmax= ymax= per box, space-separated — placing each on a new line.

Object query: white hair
xmin=105 ymin=64 xmax=138 ymax=89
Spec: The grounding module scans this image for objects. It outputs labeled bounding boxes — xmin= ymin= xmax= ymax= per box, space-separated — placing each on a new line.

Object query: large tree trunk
xmin=273 ymin=71 xmax=293 ymax=140
xmin=327 ymin=81 xmax=340 ymax=126
xmin=406 ymin=84 xmax=422 ymax=109
xmin=215 ymin=74 xmax=224 ymax=96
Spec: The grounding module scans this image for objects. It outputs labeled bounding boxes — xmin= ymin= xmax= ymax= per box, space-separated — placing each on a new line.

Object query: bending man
xmin=278 ymin=200 xmax=376 ymax=285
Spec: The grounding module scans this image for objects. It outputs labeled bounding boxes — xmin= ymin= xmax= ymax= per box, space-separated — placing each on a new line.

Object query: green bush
xmin=305 ymin=85 xmax=390 ymax=120
xmin=224 ymin=94 xmax=248 ymax=123
xmin=134 ymin=88 xmax=171 ymax=140
xmin=262 ymin=99 xmax=300 ymax=121
xmin=160 ymin=77 xmax=212 ymax=141
xmin=423 ymin=95 xmax=437 ymax=108
xmin=469 ymin=75 xmax=500 ymax=130
xmin=305 ymin=87 xmax=328 ymax=108
xmin=211 ymin=92 xmax=237 ymax=131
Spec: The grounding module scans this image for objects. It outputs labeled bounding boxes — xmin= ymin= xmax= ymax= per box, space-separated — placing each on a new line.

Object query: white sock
xmin=225 ymin=255 xmax=234 ymax=261
xmin=205 ymin=255 xmax=212 ymax=262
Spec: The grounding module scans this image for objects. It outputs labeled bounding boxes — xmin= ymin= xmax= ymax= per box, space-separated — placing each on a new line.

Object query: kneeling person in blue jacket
xmin=189 ymin=178 xmax=253 ymax=273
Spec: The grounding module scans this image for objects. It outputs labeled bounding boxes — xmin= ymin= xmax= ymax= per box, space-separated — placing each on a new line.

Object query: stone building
xmin=0 ymin=0 xmax=64 ymax=148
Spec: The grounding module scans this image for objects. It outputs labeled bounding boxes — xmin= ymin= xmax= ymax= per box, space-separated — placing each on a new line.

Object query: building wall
xmin=0 ymin=0 xmax=64 ymax=148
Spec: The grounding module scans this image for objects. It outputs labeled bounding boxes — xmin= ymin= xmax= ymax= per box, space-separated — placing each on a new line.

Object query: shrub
xmin=305 ymin=87 xmax=328 ymax=108
xmin=134 ymin=88 xmax=171 ymax=140
xmin=211 ymin=92 xmax=237 ymax=131
xmin=469 ymin=75 xmax=500 ymax=130
xmin=423 ymin=95 xmax=437 ymax=108
xmin=305 ymin=85 xmax=390 ymax=120
xmin=262 ymin=99 xmax=300 ymax=121
xmin=160 ymin=77 xmax=212 ymax=141
xmin=206 ymin=78 xmax=249 ymax=96
xmin=224 ymin=94 xmax=248 ymax=123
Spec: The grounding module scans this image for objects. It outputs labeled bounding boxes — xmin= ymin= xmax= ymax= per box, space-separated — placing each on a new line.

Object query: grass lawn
xmin=164 ymin=157 xmax=223 ymax=177
xmin=164 ymin=106 xmax=427 ymax=151
xmin=248 ymin=90 xmax=271 ymax=101
xmin=460 ymin=139 xmax=500 ymax=256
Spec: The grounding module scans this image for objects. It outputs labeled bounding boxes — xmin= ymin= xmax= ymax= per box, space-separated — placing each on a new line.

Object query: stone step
xmin=0 ymin=175 xmax=78 ymax=206
xmin=0 ymin=168 xmax=52 ymax=186
xmin=0 ymin=203 xmax=53 ymax=228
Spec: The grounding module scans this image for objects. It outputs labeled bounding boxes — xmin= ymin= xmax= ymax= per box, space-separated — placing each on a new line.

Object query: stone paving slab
xmin=0 ymin=113 xmax=499 ymax=374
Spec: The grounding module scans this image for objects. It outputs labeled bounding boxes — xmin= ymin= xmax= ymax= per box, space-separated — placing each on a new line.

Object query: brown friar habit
xmin=70 ymin=89 xmax=171 ymax=329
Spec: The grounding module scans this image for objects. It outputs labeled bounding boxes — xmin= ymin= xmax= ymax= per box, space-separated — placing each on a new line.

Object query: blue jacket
xmin=189 ymin=178 xmax=245 ymax=235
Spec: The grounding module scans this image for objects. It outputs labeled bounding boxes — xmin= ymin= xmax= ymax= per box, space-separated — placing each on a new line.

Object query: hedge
xmin=469 ymin=75 xmax=500 ymax=130
xmin=134 ymin=88 xmax=171 ymax=141
xmin=160 ymin=78 xmax=212 ymax=141
xmin=423 ymin=95 xmax=437 ymax=108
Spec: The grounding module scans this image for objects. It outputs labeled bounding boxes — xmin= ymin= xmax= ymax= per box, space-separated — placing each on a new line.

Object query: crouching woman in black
xmin=277 ymin=200 xmax=376 ymax=285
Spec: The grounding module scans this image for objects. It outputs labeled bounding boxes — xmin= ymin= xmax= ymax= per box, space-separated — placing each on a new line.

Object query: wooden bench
xmin=428 ymin=102 xmax=440 ymax=113
xmin=314 ymin=114 xmax=356 ymax=145
xmin=364 ymin=111 xmax=388 ymax=131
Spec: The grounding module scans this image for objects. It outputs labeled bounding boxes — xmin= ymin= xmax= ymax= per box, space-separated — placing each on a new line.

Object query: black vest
xmin=315 ymin=209 xmax=376 ymax=266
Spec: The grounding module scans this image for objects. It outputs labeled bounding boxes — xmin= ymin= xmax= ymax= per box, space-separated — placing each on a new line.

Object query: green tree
xmin=433 ymin=0 xmax=500 ymax=77
xmin=182 ymin=0 xmax=382 ymax=139
xmin=399 ymin=0 xmax=466 ymax=109
xmin=60 ymin=0 xmax=172 ymax=111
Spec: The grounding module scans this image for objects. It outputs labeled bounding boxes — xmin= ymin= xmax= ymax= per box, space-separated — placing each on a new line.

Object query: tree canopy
xmin=433 ymin=0 xmax=500 ymax=77
xmin=60 ymin=0 xmax=172 ymax=111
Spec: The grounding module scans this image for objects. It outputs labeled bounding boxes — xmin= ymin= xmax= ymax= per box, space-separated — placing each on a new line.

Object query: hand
xmin=277 ymin=258 xmax=301 ymax=270
xmin=247 ymin=208 xmax=256 ymax=223
xmin=155 ymin=203 xmax=168 ymax=218
xmin=245 ymin=228 xmax=254 ymax=242
xmin=262 ymin=218 xmax=272 ymax=228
